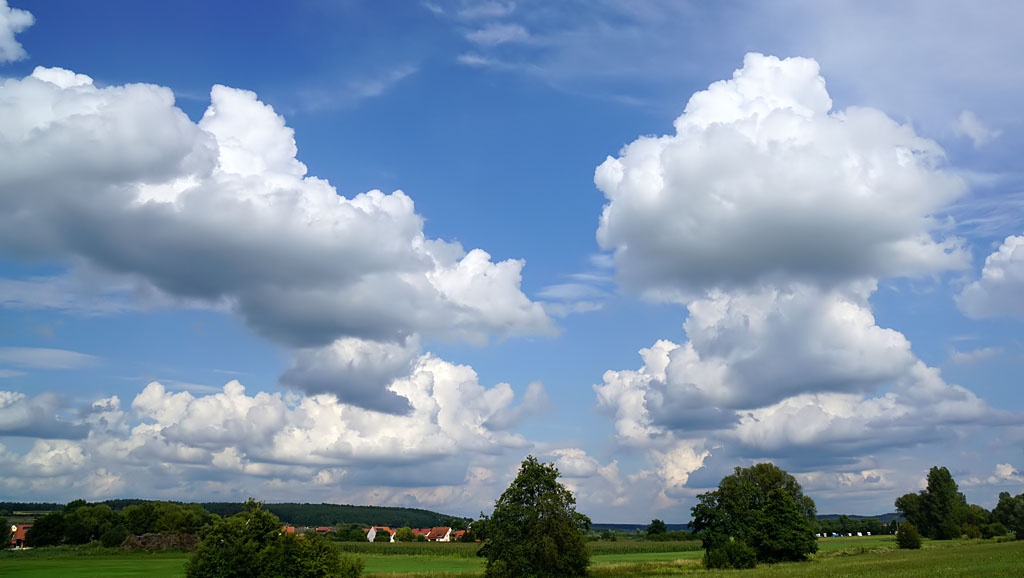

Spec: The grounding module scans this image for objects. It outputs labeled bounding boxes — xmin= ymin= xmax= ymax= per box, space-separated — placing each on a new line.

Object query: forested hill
xmin=0 ymin=500 xmax=466 ymax=528
xmin=818 ymin=513 xmax=902 ymax=523
xmin=201 ymin=502 xmax=467 ymax=527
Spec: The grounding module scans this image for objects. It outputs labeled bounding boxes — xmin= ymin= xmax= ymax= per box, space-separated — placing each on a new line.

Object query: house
xmin=426 ymin=526 xmax=452 ymax=542
xmin=451 ymin=530 xmax=466 ymax=542
xmin=412 ymin=528 xmax=431 ymax=539
xmin=365 ymin=526 xmax=395 ymax=543
xmin=282 ymin=525 xmax=297 ymax=535
xmin=10 ymin=524 xmax=32 ymax=547
xmin=315 ymin=526 xmax=334 ymax=535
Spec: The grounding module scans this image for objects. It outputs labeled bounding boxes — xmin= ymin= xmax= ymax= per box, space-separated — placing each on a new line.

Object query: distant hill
xmin=817 ymin=513 xmax=903 ymax=523
xmin=591 ymin=523 xmax=690 ymax=532
xmin=0 ymin=500 xmax=467 ymax=528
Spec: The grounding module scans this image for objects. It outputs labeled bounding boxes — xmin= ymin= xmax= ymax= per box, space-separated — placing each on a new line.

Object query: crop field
xmin=1 ymin=537 xmax=1021 ymax=577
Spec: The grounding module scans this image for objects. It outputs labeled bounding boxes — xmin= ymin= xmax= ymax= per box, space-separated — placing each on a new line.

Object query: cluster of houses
xmin=280 ymin=524 xmax=466 ymax=542
xmin=816 ymin=531 xmax=871 ymax=537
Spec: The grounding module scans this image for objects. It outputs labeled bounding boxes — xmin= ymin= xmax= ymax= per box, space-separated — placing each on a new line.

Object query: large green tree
xmin=478 ymin=455 xmax=590 ymax=578
xmin=895 ymin=466 xmax=968 ymax=540
xmin=186 ymin=498 xmax=361 ymax=578
xmin=690 ymin=463 xmax=817 ymax=566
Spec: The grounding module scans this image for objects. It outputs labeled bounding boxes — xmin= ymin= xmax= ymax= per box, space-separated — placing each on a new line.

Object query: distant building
xmin=365 ymin=526 xmax=395 ymax=543
xmin=10 ymin=524 xmax=32 ymax=548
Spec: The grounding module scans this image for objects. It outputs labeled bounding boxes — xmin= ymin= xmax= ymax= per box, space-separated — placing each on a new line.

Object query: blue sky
xmin=1 ymin=0 xmax=1023 ymax=523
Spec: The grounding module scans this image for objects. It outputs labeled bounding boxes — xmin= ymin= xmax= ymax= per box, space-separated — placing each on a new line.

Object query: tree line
xmin=22 ymin=499 xmax=216 ymax=548
xmin=895 ymin=466 xmax=1023 ymax=541
xmin=1 ymin=500 xmax=463 ymax=529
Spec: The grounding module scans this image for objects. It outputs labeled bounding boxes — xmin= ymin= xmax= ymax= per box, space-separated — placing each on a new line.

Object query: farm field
xmin=1 ymin=537 xmax=1021 ymax=577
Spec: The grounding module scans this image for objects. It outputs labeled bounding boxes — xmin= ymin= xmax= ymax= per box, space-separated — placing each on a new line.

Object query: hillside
xmin=0 ymin=500 xmax=467 ymax=528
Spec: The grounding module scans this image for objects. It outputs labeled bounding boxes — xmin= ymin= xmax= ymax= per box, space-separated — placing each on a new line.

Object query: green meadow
xmin=1 ymin=537 xmax=1022 ymax=577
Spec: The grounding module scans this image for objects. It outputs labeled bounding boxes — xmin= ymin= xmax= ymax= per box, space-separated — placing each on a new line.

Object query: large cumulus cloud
xmin=0 ymin=355 xmax=544 ymax=505
xmin=592 ymin=54 xmax=1003 ymax=501
xmin=957 ymin=235 xmax=1024 ymax=322
xmin=595 ymin=53 xmax=967 ymax=301
xmin=0 ymin=67 xmax=554 ymax=408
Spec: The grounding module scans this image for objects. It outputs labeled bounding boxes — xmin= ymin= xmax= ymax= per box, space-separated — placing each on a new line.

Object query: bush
xmin=186 ymin=498 xmax=358 ymax=578
xmin=896 ymin=522 xmax=922 ymax=549
xmin=100 ymin=525 xmax=128 ymax=548
xmin=704 ymin=539 xmax=757 ymax=570
xmin=962 ymin=524 xmax=982 ymax=539
xmin=981 ymin=523 xmax=1007 ymax=539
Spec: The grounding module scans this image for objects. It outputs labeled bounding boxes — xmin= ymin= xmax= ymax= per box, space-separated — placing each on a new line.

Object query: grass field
xmin=1 ymin=536 xmax=1021 ymax=577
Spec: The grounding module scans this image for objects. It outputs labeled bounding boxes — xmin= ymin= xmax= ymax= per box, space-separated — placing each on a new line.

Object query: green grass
xmin=0 ymin=552 xmax=188 ymax=578
xmin=2 ymin=537 xmax=1020 ymax=577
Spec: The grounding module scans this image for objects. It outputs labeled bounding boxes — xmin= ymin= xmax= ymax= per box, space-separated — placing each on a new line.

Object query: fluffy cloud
xmin=957 ymin=235 xmax=1024 ymax=322
xmin=0 ymin=67 xmax=553 ymax=408
xmin=595 ymin=53 xmax=967 ymax=300
xmin=0 ymin=391 xmax=87 ymax=439
xmin=591 ymin=54 xmax=1003 ymax=498
xmin=0 ymin=354 xmax=547 ymax=505
xmin=0 ymin=0 xmax=32 ymax=62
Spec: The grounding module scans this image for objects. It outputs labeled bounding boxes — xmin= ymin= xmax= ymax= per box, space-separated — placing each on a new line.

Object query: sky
xmin=1 ymin=0 xmax=1023 ymax=523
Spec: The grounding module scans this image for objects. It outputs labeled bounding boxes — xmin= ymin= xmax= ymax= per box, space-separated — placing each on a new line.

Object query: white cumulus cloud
xmin=595 ymin=53 xmax=968 ymax=301
xmin=957 ymin=235 xmax=1024 ymax=322
xmin=0 ymin=0 xmax=32 ymax=62
xmin=0 ymin=67 xmax=554 ymax=409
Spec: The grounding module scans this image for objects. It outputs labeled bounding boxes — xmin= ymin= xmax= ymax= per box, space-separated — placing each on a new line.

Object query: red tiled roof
xmin=11 ymin=524 xmax=31 ymax=542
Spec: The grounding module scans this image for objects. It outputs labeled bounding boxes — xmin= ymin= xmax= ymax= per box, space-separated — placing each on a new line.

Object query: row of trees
xmin=895 ymin=466 xmax=1019 ymax=541
xmin=816 ymin=515 xmax=892 ymax=536
xmin=24 ymin=499 xmax=216 ymax=548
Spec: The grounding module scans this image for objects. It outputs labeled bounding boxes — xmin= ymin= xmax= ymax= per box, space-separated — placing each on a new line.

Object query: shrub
xmin=896 ymin=522 xmax=922 ymax=549
xmin=981 ymin=523 xmax=1007 ymax=539
xmin=703 ymin=539 xmax=756 ymax=570
xmin=962 ymin=524 xmax=982 ymax=539
xmin=100 ymin=525 xmax=128 ymax=548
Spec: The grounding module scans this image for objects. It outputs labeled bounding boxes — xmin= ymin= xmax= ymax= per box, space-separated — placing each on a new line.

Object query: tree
xmin=186 ymin=498 xmax=361 ymax=578
xmin=372 ymin=529 xmax=391 ymax=542
xmin=478 ymin=455 xmax=590 ymax=578
xmin=895 ymin=466 xmax=965 ymax=540
xmin=394 ymin=527 xmax=416 ymax=542
xmin=646 ymin=519 xmax=667 ymax=536
xmin=691 ymin=463 xmax=817 ymax=566
xmin=924 ymin=466 xmax=961 ymax=540
xmin=896 ymin=522 xmax=922 ymax=549
xmin=25 ymin=511 xmax=66 ymax=547
xmin=993 ymin=491 xmax=1024 ymax=539
xmin=1 ymin=514 xmax=8 ymax=548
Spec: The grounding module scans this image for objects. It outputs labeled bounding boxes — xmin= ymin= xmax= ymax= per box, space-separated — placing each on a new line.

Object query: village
xmin=281 ymin=525 xmax=468 ymax=543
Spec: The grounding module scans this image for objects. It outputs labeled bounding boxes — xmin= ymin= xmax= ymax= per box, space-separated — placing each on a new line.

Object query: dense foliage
xmin=703 ymin=539 xmax=756 ymax=569
xmin=894 ymin=466 xmax=996 ymax=540
xmin=993 ymin=491 xmax=1024 ymax=539
xmin=816 ymin=515 xmax=888 ymax=535
xmin=186 ymin=499 xmax=361 ymax=578
xmin=896 ymin=522 xmax=922 ymax=549
xmin=691 ymin=463 xmax=818 ymax=567
xmin=25 ymin=499 xmax=215 ymax=547
xmin=478 ymin=455 xmax=590 ymax=578
xmin=646 ymin=519 xmax=667 ymax=536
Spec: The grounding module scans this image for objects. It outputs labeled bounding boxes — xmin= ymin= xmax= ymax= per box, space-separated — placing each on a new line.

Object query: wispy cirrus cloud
xmin=0 ymin=347 xmax=100 ymax=370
